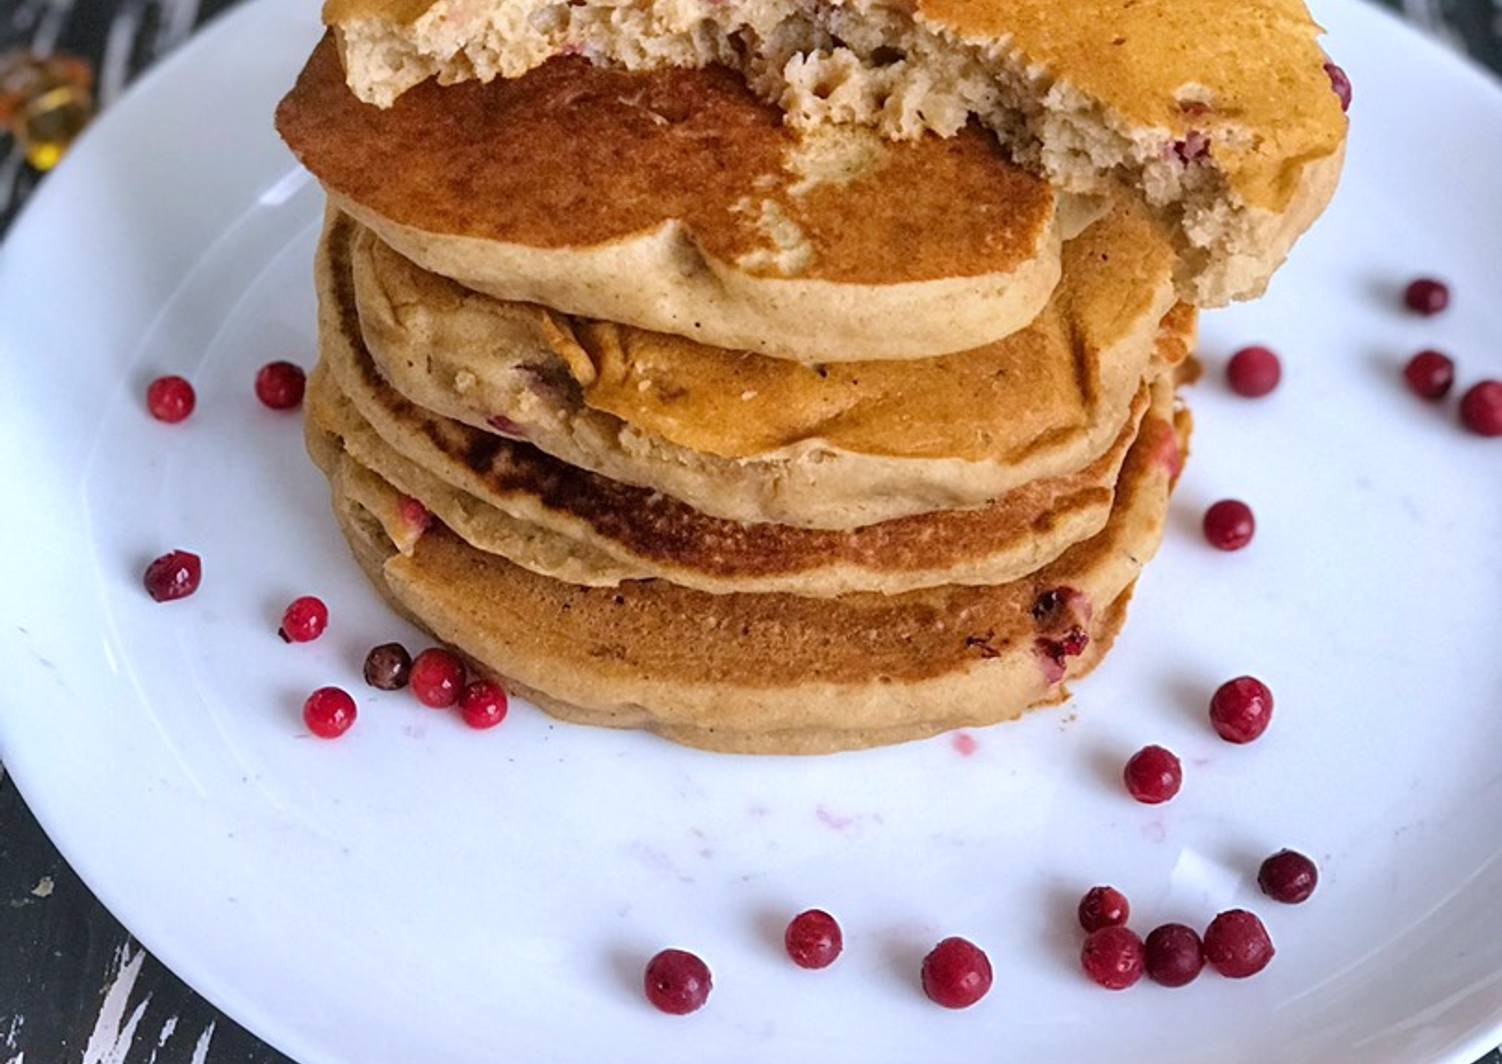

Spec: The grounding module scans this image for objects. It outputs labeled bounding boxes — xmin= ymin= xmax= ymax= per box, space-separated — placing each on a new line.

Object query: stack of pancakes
xmin=276 ymin=9 xmax=1343 ymax=752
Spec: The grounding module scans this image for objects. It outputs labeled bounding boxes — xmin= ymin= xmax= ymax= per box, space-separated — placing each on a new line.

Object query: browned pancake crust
xmin=277 ymin=35 xmax=1055 ymax=286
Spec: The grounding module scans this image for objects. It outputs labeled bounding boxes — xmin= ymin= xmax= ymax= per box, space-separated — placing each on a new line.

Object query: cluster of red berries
xmin=1396 ymin=279 xmax=1501 ymax=436
xmin=643 ymin=909 xmax=998 ymax=1016
xmin=300 ymin=641 xmax=511 ymax=739
xmin=1075 ymin=847 xmax=1316 ymax=991
xmin=1119 ymin=675 xmax=1273 ymax=805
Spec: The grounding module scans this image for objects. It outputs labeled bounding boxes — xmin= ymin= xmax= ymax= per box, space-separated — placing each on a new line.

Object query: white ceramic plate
xmin=2 ymin=1 xmax=1500 ymax=1060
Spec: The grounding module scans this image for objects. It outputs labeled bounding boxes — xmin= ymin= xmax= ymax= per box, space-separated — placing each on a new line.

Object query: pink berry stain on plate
xmin=815 ymin=805 xmax=857 ymax=833
xmin=951 ymin=732 xmax=979 ymax=757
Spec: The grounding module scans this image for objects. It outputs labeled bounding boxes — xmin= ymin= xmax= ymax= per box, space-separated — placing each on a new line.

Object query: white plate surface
xmin=1 ymin=2 xmax=1500 ymax=1060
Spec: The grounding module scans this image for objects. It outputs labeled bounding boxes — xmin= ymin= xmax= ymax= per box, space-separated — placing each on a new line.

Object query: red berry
xmin=146 ymin=375 xmax=195 ymax=423
xmin=399 ymin=495 xmax=433 ymax=532
xmin=921 ymin=937 xmax=992 ymax=1009
xmin=1403 ymin=278 xmax=1449 ymax=316
xmin=459 ymin=680 xmax=509 ymax=729
xmin=1203 ymin=499 xmax=1255 ymax=551
xmin=363 ymin=643 xmax=412 ymax=690
xmin=1077 ymin=886 xmax=1130 ymax=933
xmin=278 ymin=595 xmax=329 ymax=643
xmin=303 ymin=686 xmax=356 ymax=738
xmin=143 ymin=550 xmax=201 ymax=602
xmin=1203 ymin=910 xmax=1275 ymax=978
xmin=1123 ymin=745 xmax=1182 ymax=804
xmin=1144 ymin=923 xmax=1205 ymax=987
xmin=1226 ymin=345 xmax=1281 ymax=398
xmin=1323 ymin=61 xmax=1351 ymax=112
xmin=410 ymin=647 xmax=466 ymax=707
xmin=1081 ymin=925 xmax=1145 ymax=990
xmin=1403 ymin=350 xmax=1455 ymax=400
xmin=1258 ymin=849 xmax=1319 ymax=904
xmin=1460 ymin=380 xmax=1502 ymax=437
xmin=1209 ymin=676 xmax=1274 ymax=744
xmin=255 ymin=361 xmax=306 ymax=410
xmin=785 ymin=909 xmax=843 ymax=969
xmin=643 ymin=949 xmax=712 ymax=1015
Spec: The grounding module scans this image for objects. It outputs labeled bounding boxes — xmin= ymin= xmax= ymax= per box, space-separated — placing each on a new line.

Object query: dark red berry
xmin=1209 ymin=676 xmax=1274 ymax=744
xmin=363 ymin=643 xmax=412 ymax=690
xmin=1460 ymin=380 xmax=1502 ymax=437
xmin=921 ymin=937 xmax=992 ymax=1009
xmin=459 ymin=680 xmax=509 ymax=729
xmin=1403 ymin=278 xmax=1449 ymax=316
xmin=1077 ymin=886 xmax=1130 ymax=933
xmin=278 ymin=595 xmax=328 ymax=643
xmin=254 ymin=361 xmax=306 ymax=410
xmin=643 ymin=949 xmax=711 ymax=1015
xmin=143 ymin=550 xmax=201 ymax=602
xmin=399 ymin=495 xmax=433 ymax=532
xmin=146 ymin=375 xmax=195 ymax=423
xmin=303 ymin=686 xmax=356 ymax=739
xmin=1226 ymin=345 xmax=1281 ymax=398
xmin=1203 ymin=910 xmax=1275 ymax=978
xmin=1123 ymin=745 xmax=1182 ymax=804
xmin=785 ymin=909 xmax=843 ymax=969
xmin=1081 ymin=925 xmax=1145 ymax=990
xmin=1323 ymin=61 xmax=1351 ymax=111
xmin=1144 ymin=923 xmax=1205 ymax=987
xmin=1258 ymin=849 xmax=1319 ymax=904
xmin=1403 ymin=350 xmax=1455 ymax=400
xmin=410 ymin=647 xmax=466 ymax=707
xmin=1203 ymin=499 xmax=1255 ymax=551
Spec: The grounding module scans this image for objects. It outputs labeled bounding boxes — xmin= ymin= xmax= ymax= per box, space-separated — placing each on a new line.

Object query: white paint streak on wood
xmin=187 ymin=1022 xmax=215 ymax=1064
xmin=99 ymin=0 xmax=145 ymax=109
xmin=28 ymin=877 xmax=52 ymax=898
xmin=2 ymin=1052 xmax=23 ymax=1064
xmin=3 ymin=1013 xmax=21 ymax=1048
xmin=80 ymin=943 xmax=151 ymax=1064
xmin=155 ymin=1016 xmax=176 ymax=1046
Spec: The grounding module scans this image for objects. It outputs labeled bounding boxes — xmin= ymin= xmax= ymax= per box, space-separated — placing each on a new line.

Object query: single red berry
xmin=1226 ymin=345 xmax=1282 ymax=398
xmin=278 ymin=595 xmax=329 ymax=643
xmin=921 ymin=937 xmax=993 ymax=1009
xmin=1209 ymin=676 xmax=1274 ymax=744
xmin=363 ymin=643 xmax=412 ymax=690
xmin=1203 ymin=499 xmax=1256 ymax=551
xmin=1258 ymin=849 xmax=1319 ymax=904
xmin=1203 ymin=910 xmax=1275 ymax=978
xmin=1123 ymin=745 xmax=1182 ymax=804
xmin=643 ymin=949 xmax=712 ymax=1015
xmin=1459 ymin=380 xmax=1502 ymax=437
xmin=1081 ymin=925 xmax=1145 ymax=990
xmin=1403 ymin=278 xmax=1449 ymax=316
xmin=1403 ymin=350 xmax=1455 ymax=400
xmin=143 ymin=550 xmax=201 ymax=602
xmin=784 ymin=909 xmax=843 ymax=969
xmin=1323 ymin=61 xmax=1351 ymax=112
xmin=1144 ymin=923 xmax=1205 ymax=987
xmin=459 ymin=680 xmax=509 ymax=729
xmin=303 ymin=686 xmax=356 ymax=739
xmin=254 ymin=361 xmax=306 ymax=410
xmin=410 ymin=647 xmax=466 ymax=707
xmin=399 ymin=495 xmax=433 ymax=532
xmin=146 ymin=375 xmax=195 ymax=423
xmin=1077 ymin=886 xmax=1130 ymax=933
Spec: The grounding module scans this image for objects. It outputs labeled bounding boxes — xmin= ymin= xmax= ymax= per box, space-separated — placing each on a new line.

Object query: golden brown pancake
xmin=319 ymin=0 xmax=1347 ymax=305
xmin=341 ymin=206 xmax=1183 ymax=528
xmin=277 ymin=36 xmax=1088 ymax=362
xmin=308 ymin=384 xmax=1190 ymax=754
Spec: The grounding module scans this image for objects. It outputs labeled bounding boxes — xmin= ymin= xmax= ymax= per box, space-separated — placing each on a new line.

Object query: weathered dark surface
xmin=1 ymin=0 xmax=1501 ymax=1060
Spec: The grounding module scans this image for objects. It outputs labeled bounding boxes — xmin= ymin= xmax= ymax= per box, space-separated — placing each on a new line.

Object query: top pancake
xmin=320 ymin=0 xmax=1347 ymax=305
xmin=276 ymin=36 xmax=1077 ymax=362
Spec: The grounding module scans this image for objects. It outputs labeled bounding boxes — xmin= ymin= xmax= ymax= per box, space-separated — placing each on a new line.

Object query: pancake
xmin=320 ymin=0 xmax=1347 ymax=306
xmin=341 ymin=205 xmax=1184 ymax=528
xmin=277 ymin=37 xmax=1097 ymax=363
xmin=308 ymin=382 xmax=1190 ymax=754
xmin=308 ymin=346 xmax=1167 ymax=594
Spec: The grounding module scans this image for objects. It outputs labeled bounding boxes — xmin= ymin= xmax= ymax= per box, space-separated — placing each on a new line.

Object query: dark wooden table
xmin=2 ymin=0 xmax=1500 ymax=1059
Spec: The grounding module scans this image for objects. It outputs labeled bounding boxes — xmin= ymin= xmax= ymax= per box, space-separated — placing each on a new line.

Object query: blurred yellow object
xmin=0 ymin=52 xmax=95 ymax=171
